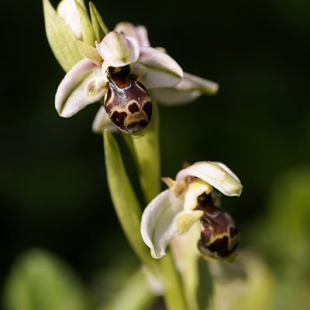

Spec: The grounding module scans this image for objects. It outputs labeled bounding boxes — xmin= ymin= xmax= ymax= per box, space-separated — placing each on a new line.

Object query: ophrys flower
xmin=140 ymin=161 xmax=242 ymax=260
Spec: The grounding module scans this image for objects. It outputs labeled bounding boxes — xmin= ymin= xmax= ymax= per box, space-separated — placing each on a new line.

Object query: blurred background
xmin=1 ymin=0 xmax=310 ymax=309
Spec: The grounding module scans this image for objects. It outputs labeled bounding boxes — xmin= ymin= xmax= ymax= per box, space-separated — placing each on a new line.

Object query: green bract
xmin=43 ymin=0 xmax=108 ymax=72
xmin=43 ymin=0 xmax=82 ymax=72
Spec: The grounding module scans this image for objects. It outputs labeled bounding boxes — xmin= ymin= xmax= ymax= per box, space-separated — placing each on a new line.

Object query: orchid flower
xmin=53 ymin=1 xmax=184 ymax=135
xmin=92 ymin=22 xmax=220 ymax=133
xmin=140 ymin=161 xmax=243 ymax=260
xmin=47 ymin=0 xmax=218 ymax=134
xmin=55 ymin=29 xmax=183 ymax=134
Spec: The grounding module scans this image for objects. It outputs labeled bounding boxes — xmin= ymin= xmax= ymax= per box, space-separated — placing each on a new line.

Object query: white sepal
xmin=55 ymin=59 xmax=104 ymax=117
xmin=152 ymin=87 xmax=201 ymax=105
xmin=140 ymin=189 xmax=184 ymax=259
xmin=176 ymin=161 xmax=243 ymax=197
xmin=138 ymin=47 xmax=183 ymax=89
xmin=153 ymin=72 xmax=219 ymax=105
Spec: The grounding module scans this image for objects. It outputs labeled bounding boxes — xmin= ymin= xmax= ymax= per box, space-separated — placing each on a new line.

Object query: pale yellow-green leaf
xmin=158 ymin=253 xmax=189 ymax=310
xmin=43 ymin=0 xmax=83 ymax=72
xmin=75 ymin=0 xmax=95 ymax=46
xmin=89 ymin=2 xmax=109 ymax=42
xmin=103 ymin=130 xmax=158 ymax=272
xmin=3 ymin=249 xmax=85 ymax=310
xmin=196 ymin=259 xmax=213 ymax=310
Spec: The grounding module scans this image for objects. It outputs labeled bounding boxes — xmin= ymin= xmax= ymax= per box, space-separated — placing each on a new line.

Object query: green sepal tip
xmin=89 ymin=2 xmax=109 ymax=42
xmin=74 ymin=0 xmax=95 ymax=46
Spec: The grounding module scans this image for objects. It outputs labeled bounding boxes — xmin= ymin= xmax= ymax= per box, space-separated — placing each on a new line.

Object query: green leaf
xmin=158 ymin=252 xmax=189 ymax=310
xmin=89 ymin=2 xmax=109 ymax=42
xmin=3 ymin=249 xmax=86 ymax=310
xmin=196 ymin=259 xmax=213 ymax=310
xmin=131 ymin=97 xmax=160 ymax=203
xmin=43 ymin=0 xmax=83 ymax=72
xmin=74 ymin=0 xmax=95 ymax=46
xmin=103 ymin=130 xmax=158 ymax=272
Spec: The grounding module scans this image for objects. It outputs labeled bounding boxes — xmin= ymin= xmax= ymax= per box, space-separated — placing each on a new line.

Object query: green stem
xmin=131 ymin=96 xmax=160 ymax=203
xmin=159 ymin=253 xmax=189 ymax=310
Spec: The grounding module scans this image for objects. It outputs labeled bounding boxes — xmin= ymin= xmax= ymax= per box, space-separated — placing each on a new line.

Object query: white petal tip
xmin=150 ymin=249 xmax=166 ymax=260
xmin=176 ymin=161 xmax=243 ymax=197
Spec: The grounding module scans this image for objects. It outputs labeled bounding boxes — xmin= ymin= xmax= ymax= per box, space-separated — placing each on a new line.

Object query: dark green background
xmin=1 ymin=0 xmax=310 ymax=304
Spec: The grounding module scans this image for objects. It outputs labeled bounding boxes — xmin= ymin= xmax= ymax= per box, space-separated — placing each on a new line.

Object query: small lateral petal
xmin=55 ymin=59 xmax=103 ymax=117
xmin=141 ymin=189 xmax=184 ymax=259
xmin=176 ymin=210 xmax=204 ymax=235
xmin=76 ymin=40 xmax=103 ymax=66
xmin=176 ymin=161 xmax=243 ymax=197
xmin=138 ymin=47 xmax=183 ymax=89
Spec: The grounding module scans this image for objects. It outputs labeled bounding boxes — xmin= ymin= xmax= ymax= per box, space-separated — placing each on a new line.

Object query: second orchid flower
xmin=140 ymin=161 xmax=243 ymax=260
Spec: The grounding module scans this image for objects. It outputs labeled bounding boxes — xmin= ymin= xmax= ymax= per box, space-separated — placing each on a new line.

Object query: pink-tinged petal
xmin=55 ymin=59 xmax=105 ymax=117
xmin=152 ymin=71 xmax=219 ymax=105
xmin=152 ymin=87 xmax=201 ymax=105
xmin=92 ymin=106 xmax=118 ymax=134
xmin=140 ymin=189 xmax=184 ymax=259
xmin=180 ymin=72 xmax=219 ymax=95
xmin=114 ymin=22 xmax=150 ymax=47
xmin=96 ymin=31 xmax=139 ymax=67
xmin=176 ymin=161 xmax=243 ymax=197
xmin=138 ymin=47 xmax=183 ymax=89
xmin=135 ymin=25 xmax=150 ymax=47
